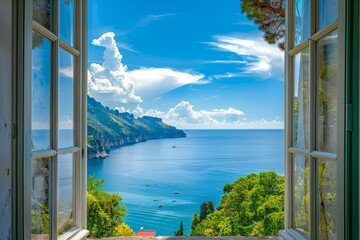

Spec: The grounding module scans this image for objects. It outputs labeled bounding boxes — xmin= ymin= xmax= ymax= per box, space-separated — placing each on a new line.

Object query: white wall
xmin=0 ymin=0 xmax=12 ymax=239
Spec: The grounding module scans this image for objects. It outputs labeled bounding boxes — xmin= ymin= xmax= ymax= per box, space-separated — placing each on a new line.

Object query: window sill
xmin=58 ymin=228 xmax=89 ymax=240
xmin=279 ymin=229 xmax=309 ymax=240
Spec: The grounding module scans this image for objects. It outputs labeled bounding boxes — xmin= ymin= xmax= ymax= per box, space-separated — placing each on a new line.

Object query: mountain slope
xmin=87 ymin=96 xmax=186 ymax=159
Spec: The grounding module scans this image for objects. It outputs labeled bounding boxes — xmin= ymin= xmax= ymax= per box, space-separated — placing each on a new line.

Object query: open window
xmin=283 ymin=0 xmax=345 ymax=239
xmin=19 ymin=0 xmax=89 ymax=239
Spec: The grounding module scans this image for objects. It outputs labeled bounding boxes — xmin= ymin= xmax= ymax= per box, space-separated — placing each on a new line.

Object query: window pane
xmin=318 ymin=159 xmax=337 ymax=239
xmin=59 ymin=49 xmax=74 ymax=148
xmin=32 ymin=32 xmax=51 ymax=151
xmin=58 ymin=154 xmax=74 ymax=234
xmin=31 ymin=158 xmax=50 ymax=239
xmin=316 ymin=31 xmax=338 ymax=153
xmin=33 ymin=0 xmax=53 ymax=31
xmin=295 ymin=0 xmax=310 ymax=45
xmin=318 ymin=0 xmax=338 ymax=30
xmin=293 ymin=154 xmax=310 ymax=236
xmin=293 ymin=47 xmax=310 ymax=149
xmin=59 ymin=0 xmax=74 ymax=45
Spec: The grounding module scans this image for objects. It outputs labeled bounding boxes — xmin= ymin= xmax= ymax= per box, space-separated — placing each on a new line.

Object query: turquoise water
xmin=87 ymin=129 xmax=284 ymax=236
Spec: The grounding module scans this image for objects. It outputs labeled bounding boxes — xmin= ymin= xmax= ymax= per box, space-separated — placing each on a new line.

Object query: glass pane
xmin=318 ymin=0 xmax=338 ymax=30
xmin=33 ymin=0 xmax=53 ymax=31
xmin=59 ymin=0 xmax=74 ymax=45
xmin=31 ymin=158 xmax=50 ymax=239
xmin=295 ymin=0 xmax=310 ymax=45
xmin=58 ymin=154 xmax=74 ymax=234
xmin=293 ymin=154 xmax=310 ymax=237
xmin=59 ymin=48 xmax=74 ymax=148
xmin=293 ymin=47 xmax=310 ymax=149
xmin=32 ymin=32 xmax=51 ymax=151
xmin=318 ymin=159 xmax=337 ymax=239
xmin=316 ymin=31 xmax=338 ymax=153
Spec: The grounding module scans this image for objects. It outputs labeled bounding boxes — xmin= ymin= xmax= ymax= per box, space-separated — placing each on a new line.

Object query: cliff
xmin=87 ymin=96 xmax=186 ymax=159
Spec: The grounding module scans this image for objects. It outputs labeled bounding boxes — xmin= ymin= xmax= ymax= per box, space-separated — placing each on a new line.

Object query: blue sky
xmin=87 ymin=0 xmax=284 ymax=129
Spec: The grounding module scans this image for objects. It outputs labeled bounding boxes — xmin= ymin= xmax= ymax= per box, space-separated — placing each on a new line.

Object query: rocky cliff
xmin=87 ymin=96 xmax=186 ymax=159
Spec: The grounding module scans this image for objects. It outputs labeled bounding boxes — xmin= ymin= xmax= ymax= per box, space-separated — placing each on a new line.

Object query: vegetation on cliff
xmin=87 ymin=175 xmax=135 ymax=237
xmin=190 ymin=171 xmax=284 ymax=236
xmin=87 ymin=96 xmax=186 ymax=159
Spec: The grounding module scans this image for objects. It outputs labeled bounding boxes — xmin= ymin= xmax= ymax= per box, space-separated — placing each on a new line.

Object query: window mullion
xmin=51 ymin=0 xmax=60 ymax=233
xmin=285 ymin=0 xmax=295 ymax=229
xmin=309 ymin=39 xmax=317 ymax=240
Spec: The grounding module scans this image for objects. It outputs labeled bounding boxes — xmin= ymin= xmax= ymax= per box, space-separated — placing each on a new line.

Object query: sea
xmin=87 ymin=129 xmax=284 ymax=236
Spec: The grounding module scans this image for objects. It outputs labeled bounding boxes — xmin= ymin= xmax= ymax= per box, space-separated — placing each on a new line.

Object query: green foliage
xmin=31 ymin=201 xmax=49 ymax=234
xmin=87 ymin=175 xmax=128 ymax=238
xmin=190 ymin=171 xmax=284 ymax=237
xmin=200 ymin=201 xmax=215 ymax=221
xmin=174 ymin=220 xmax=184 ymax=236
xmin=116 ymin=223 xmax=136 ymax=236
xmin=241 ymin=0 xmax=285 ymax=49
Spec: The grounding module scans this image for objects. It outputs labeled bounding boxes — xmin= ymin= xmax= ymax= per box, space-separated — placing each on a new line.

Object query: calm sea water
xmin=87 ymin=129 xmax=284 ymax=236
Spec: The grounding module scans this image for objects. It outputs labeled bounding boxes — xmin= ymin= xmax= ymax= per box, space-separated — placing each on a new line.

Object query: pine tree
xmin=241 ymin=0 xmax=285 ymax=50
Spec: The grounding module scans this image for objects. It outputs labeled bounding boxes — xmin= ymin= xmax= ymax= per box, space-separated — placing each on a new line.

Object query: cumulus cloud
xmin=88 ymin=32 xmax=142 ymax=107
xmin=137 ymin=101 xmax=283 ymax=129
xmin=88 ymin=32 xmax=204 ymax=109
xmin=205 ymin=34 xmax=284 ymax=79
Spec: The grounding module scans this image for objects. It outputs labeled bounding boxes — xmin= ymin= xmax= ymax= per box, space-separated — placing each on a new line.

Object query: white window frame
xmin=281 ymin=0 xmax=345 ymax=239
xmin=13 ymin=0 xmax=88 ymax=239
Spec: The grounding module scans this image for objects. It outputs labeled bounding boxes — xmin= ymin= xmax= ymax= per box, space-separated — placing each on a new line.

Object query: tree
xmin=200 ymin=201 xmax=215 ymax=221
xmin=174 ymin=220 xmax=184 ymax=236
xmin=190 ymin=171 xmax=284 ymax=237
xmin=241 ymin=0 xmax=285 ymax=50
xmin=116 ymin=223 xmax=136 ymax=236
xmin=87 ymin=175 xmax=129 ymax=238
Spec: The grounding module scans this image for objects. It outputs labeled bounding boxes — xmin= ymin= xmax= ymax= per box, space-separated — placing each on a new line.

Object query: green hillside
xmin=190 ymin=171 xmax=284 ymax=237
xmin=87 ymin=96 xmax=186 ymax=159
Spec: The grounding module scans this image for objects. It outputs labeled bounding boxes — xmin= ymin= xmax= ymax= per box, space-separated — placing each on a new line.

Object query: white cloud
xmin=88 ymin=32 xmax=142 ymax=107
xmin=202 ymin=60 xmax=248 ymax=64
xmin=88 ymin=32 xmax=204 ymax=109
xmin=60 ymin=67 xmax=73 ymax=79
xmin=135 ymin=13 xmax=177 ymax=28
xmin=137 ymin=101 xmax=283 ymax=129
xmin=206 ymin=34 xmax=284 ymax=79
xmin=126 ymin=68 xmax=204 ymax=100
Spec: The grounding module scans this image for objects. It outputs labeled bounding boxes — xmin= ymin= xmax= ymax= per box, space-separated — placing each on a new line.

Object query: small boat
xmin=174 ymin=191 xmax=179 ymax=194
xmin=172 ymin=200 xmax=177 ymax=202
xmin=153 ymin=199 xmax=158 ymax=202
xmin=145 ymin=184 xmax=151 ymax=187
xmin=172 ymin=146 xmax=176 ymax=148
xmin=158 ymin=205 xmax=163 ymax=208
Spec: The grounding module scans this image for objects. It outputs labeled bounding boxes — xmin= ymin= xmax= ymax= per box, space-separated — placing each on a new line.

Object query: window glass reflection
xmin=293 ymin=48 xmax=310 ymax=149
xmin=32 ymin=32 xmax=51 ymax=151
xmin=31 ymin=158 xmax=50 ymax=239
xmin=60 ymin=0 xmax=74 ymax=45
xmin=33 ymin=0 xmax=53 ymax=31
xmin=316 ymin=31 xmax=338 ymax=153
xmin=59 ymin=48 xmax=74 ymax=148
xmin=295 ymin=0 xmax=310 ymax=45
xmin=58 ymin=154 xmax=74 ymax=234
xmin=293 ymin=154 xmax=310 ymax=236
xmin=318 ymin=159 xmax=337 ymax=239
xmin=318 ymin=0 xmax=338 ymax=30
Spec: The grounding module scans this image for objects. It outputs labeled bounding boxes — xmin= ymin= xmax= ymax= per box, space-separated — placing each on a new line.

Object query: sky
xmin=87 ymin=0 xmax=284 ymax=129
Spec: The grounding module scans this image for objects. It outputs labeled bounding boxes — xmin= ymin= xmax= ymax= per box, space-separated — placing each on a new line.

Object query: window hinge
xmin=346 ymin=103 xmax=353 ymax=132
xmin=82 ymin=148 xmax=85 ymax=159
